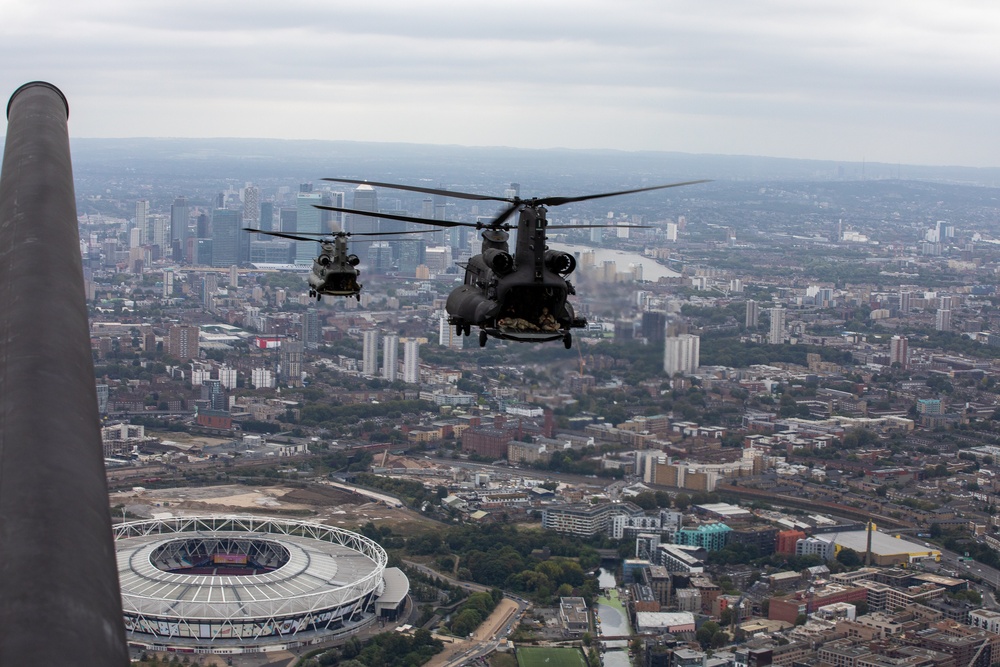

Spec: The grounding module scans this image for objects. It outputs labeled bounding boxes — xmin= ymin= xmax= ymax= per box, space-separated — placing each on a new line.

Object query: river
xmin=594 ymin=569 xmax=632 ymax=667
xmin=549 ymin=243 xmax=681 ymax=282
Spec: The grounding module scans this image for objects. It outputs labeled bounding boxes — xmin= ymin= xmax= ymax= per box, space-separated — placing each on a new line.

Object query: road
xmin=920 ymin=541 xmax=1000 ymax=609
xmin=424 ymin=597 xmax=526 ymax=667
xmin=403 ymin=559 xmax=493 ymax=594
xmin=402 ymin=560 xmax=527 ymax=667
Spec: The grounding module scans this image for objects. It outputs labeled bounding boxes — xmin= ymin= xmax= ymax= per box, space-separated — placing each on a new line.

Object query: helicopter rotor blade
xmin=243 ymin=228 xmax=333 ymax=243
xmin=321 ymin=178 xmax=513 ymax=203
xmin=547 ymin=224 xmax=653 ymax=229
xmin=347 ymin=229 xmax=440 ymax=237
xmin=314 ymin=204 xmax=476 ymax=229
xmin=490 ymin=202 xmax=522 ymax=228
xmin=536 ymin=179 xmax=711 ymax=207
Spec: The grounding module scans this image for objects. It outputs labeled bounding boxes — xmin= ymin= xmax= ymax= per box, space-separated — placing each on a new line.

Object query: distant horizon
xmin=6 ymin=3 xmax=1000 ymax=168
xmin=61 ymin=136 xmax=1000 ymax=180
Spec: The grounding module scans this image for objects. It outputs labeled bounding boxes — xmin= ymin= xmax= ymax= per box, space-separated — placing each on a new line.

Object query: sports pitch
xmin=517 ymin=647 xmax=588 ymax=667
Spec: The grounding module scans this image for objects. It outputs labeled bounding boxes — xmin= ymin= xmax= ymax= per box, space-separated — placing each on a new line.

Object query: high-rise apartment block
xmin=889 ymin=335 xmax=909 ymax=369
xmin=769 ymin=307 xmax=785 ymax=345
xmin=936 ymin=309 xmax=952 ymax=331
xmin=745 ymin=300 xmax=759 ymax=328
xmin=664 ymin=334 xmax=700 ymax=376
xmin=403 ymin=339 xmax=420 ymax=384
xmin=362 ymin=330 xmax=379 ymax=376
xmin=899 ymin=291 xmax=912 ymax=314
xmin=167 ymin=325 xmax=200 ymax=361
xmin=382 ymin=334 xmax=399 ymax=381
xmin=439 ymin=316 xmax=463 ymax=349
xmin=280 ymin=340 xmax=303 ymax=387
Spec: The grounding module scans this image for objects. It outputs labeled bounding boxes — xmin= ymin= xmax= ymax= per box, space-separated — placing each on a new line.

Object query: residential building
xmin=664 ymin=334 xmax=700 ymax=375
xmin=541 ymin=501 xmax=644 ymax=537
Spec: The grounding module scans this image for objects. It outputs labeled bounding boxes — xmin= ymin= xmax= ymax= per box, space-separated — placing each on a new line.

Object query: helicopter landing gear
xmin=564 ymin=332 xmax=573 ymax=349
xmin=308 ymin=289 xmax=316 ymax=298
xmin=316 ymin=293 xmax=322 ymax=302
xmin=355 ymin=293 xmax=361 ymax=301
xmin=463 ymin=323 xmax=471 ymax=336
xmin=455 ymin=323 xmax=463 ymax=337
xmin=479 ymin=330 xmax=488 ymax=347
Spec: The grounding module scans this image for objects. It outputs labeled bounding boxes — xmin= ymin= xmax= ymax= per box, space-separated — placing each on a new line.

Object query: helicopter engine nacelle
xmin=347 ymin=254 xmax=360 ymax=266
xmin=544 ymin=250 xmax=576 ymax=275
xmin=317 ymin=255 xmax=331 ymax=266
xmin=483 ymin=248 xmax=514 ymax=275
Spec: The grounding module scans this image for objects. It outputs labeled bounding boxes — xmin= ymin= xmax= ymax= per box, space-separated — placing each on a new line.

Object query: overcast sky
xmin=3 ymin=0 xmax=999 ymax=168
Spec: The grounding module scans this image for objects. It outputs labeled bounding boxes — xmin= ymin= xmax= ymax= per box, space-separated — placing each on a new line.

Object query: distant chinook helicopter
xmin=243 ymin=227 xmax=429 ymax=301
xmin=316 ymin=178 xmax=709 ymax=347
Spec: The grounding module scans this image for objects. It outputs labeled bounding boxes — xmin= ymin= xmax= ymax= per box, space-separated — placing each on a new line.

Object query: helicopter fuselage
xmin=447 ymin=206 xmax=584 ymax=344
xmin=308 ymin=240 xmax=362 ymax=298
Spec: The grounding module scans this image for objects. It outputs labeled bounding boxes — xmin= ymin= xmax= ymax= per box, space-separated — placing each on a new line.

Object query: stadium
xmin=114 ymin=516 xmax=408 ymax=654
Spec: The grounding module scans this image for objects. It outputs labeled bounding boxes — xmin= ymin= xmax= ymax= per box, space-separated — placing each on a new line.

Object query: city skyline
xmin=2 ymin=1 xmax=1000 ymax=167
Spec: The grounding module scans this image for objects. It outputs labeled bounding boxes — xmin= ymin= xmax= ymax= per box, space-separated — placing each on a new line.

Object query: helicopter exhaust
xmin=0 ymin=83 xmax=129 ymax=666
xmin=483 ymin=248 xmax=514 ymax=274
xmin=544 ymin=250 xmax=576 ymax=275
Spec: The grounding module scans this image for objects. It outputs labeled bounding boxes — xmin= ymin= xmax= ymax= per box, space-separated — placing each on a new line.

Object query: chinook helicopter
xmin=316 ymin=178 xmax=709 ymax=347
xmin=243 ymin=227 xmax=430 ymax=301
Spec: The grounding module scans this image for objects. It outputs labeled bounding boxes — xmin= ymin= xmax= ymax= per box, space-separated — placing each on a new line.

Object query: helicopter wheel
xmin=564 ymin=332 xmax=573 ymax=350
xmin=455 ymin=323 xmax=463 ymax=336
xmin=463 ymin=323 xmax=471 ymax=336
xmin=308 ymin=289 xmax=315 ymax=298
xmin=355 ymin=293 xmax=361 ymax=301
xmin=479 ymin=330 xmax=488 ymax=347
xmin=316 ymin=294 xmax=322 ymax=302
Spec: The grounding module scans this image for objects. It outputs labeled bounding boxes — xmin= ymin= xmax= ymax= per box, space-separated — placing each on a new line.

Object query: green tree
xmin=674 ymin=493 xmax=691 ymax=511
xmin=836 ymin=548 xmax=862 ymax=568
xmin=696 ymin=621 xmax=720 ymax=648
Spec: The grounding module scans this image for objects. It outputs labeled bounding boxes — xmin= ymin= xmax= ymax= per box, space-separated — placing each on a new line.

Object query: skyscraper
xmin=210 ymin=209 xmax=243 ymax=267
xmin=349 ymin=185 xmax=378 ymax=265
xmin=664 ymin=334 xmax=700 ymax=376
xmin=382 ymin=334 xmax=399 ymax=381
xmin=259 ymin=201 xmax=274 ymax=233
xmin=279 ymin=207 xmax=297 ymax=234
xmin=642 ymin=312 xmax=667 ymax=343
xmin=403 ymin=339 xmax=420 ymax=384
xmin=295 ymin=191 xmax=324 ymax=265
xmin=170 ymin=196 xmax=189 ymax=246
xmin=242 ymin=184 xmax=260 ymax=230
xmin=769 ymin=307 xmax=785 ymax=344
xmin=362 ymin=330 xmax=379 ymax=376
xmin=135 ymin=199 xmax=149 ymax=239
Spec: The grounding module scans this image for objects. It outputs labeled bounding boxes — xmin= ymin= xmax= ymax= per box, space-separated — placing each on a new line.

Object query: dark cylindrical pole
xmin=0 ymin=82 xmax=129 ymax=665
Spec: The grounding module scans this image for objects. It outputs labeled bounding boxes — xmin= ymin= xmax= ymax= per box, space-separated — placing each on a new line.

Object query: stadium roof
xmin=376 ymin=567 xmax=409 ymax=607
xmin=115 ymin=516 xmax=386 ymax=622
